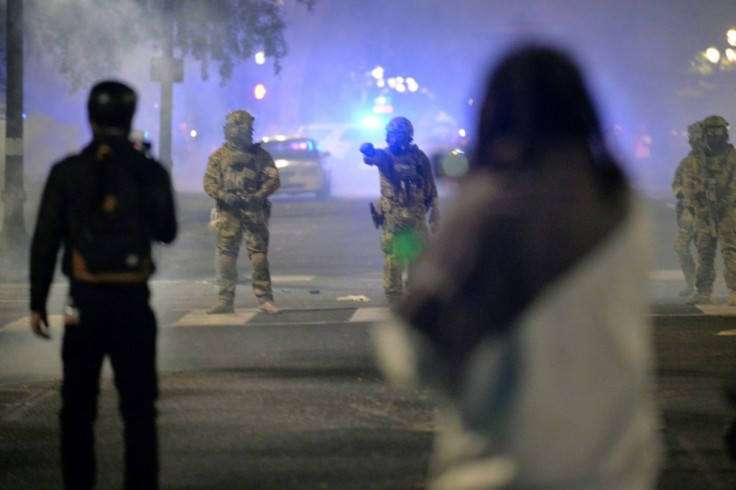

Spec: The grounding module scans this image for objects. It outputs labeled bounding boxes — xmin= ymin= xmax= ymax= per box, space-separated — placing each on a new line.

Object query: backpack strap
xmin=71 ymin=250 xmax=152 ymax=283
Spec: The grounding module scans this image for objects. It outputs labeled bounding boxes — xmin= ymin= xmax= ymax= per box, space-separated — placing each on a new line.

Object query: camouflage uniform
xmin=362 ymin=117 xmax=439 ymax=305
xmin=681 ymin=115 xmax=736 ymax=305
xmin=203 ymin=110 xmax=280 ymax=313
xmin=671 ymin=121 xmax=702 ymax=297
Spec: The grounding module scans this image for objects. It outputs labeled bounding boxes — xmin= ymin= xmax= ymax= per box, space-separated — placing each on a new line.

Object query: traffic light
xmin=254 ymin=83 xmax=267 ymax=100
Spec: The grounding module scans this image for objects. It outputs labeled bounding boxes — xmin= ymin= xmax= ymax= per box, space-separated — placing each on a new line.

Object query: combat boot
xmin=729 ymin=289 xmax=736 ymax=306
xmin=686 ymin=291 xmax=713 ymax=305
xmin=207 ymin=300 xmax=234 ymax=314
xmin=257 ymin=299 xmax=280 ymax=314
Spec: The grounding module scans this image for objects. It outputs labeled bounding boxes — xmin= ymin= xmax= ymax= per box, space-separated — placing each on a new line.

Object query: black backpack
xmin=71 ymin=143 xmax=153 ymax=283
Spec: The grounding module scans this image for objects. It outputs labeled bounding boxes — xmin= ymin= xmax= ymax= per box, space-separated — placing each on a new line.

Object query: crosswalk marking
xmin=150 ymin=275 xmax=315 ymax=285
xmin=349 ymin=307 xmax=390 ymax=323
xmin=697 ymin=305 xmax=736 ymax=316
xmin=2 ymin=307 xmax=392 ymax=332
xmin=649 ymin=270 xmax=685 ymax=281
xmin=5 ymin=303 xmax=736 ymax=333
xmin=173 ymin=310 xmax=257 ymax=327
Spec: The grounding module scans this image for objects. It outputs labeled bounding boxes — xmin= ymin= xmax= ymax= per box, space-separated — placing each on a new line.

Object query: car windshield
xmin=262 ymin=139 xmax=321 ymax=160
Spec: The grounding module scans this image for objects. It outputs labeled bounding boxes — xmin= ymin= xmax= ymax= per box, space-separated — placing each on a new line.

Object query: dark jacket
xmin=30 ymin=134 xmax=177 ymax=313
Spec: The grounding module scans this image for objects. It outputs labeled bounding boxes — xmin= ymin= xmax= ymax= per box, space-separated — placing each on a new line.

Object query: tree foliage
xmin=22 ymin=0 xmax=315 ymax=92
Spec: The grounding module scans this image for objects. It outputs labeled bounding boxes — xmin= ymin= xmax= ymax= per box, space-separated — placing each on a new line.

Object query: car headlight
xmin=275 ymin=159 xmax=290 ymax=168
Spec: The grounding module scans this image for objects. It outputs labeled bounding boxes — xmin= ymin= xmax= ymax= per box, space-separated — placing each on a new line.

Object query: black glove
xmin=360 ymin=142 xmax=376 ymax=157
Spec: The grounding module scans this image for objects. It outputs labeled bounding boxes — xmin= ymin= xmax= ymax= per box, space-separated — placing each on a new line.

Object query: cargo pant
xmin=692 ymin=207 xmax=736 ymax=294
xmin=674 ymin=199 xmax=695 ymax=289
xmin=214 ymin=207 xmax=273 ymax=304
xmin=379 ymin=200 xmax=429 ymax=304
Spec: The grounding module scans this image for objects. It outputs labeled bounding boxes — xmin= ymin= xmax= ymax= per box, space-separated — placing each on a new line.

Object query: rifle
xmin=369 ymin=202 xmax=384 ymax=229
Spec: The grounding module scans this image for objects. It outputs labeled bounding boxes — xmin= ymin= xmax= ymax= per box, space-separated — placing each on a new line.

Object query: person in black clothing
xmin=30 ymin=80 xmax=177 ymax=490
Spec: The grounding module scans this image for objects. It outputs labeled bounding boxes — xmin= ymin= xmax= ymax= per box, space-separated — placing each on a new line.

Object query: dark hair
xmin=472 ymin=45 xmax=625 ymax=193
xmin=87 ymin=80 xmax=137 ymax=130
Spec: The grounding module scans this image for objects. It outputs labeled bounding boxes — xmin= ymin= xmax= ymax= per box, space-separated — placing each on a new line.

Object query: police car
xmin=260 ymin=135 xmax=331 ymax=199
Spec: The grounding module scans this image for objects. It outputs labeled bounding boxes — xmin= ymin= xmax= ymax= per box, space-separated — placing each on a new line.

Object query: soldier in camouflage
xmin=360 ymin=116 xmax=440 ymax=306
xmin=203 ymin=110 xmax=281 ymax=314
xmin=681 ymin=115 xmax=736 ymax=305
xmin=671 ymin=121 xmax=703 ymax=297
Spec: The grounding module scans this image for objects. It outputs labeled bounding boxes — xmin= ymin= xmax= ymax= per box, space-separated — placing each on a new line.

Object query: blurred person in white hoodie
xmin=374 ymin=44 xmax=662 ymax=489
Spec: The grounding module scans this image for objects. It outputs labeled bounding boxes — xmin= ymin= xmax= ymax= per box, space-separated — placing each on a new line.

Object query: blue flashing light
xmin=362 ymin=115 xmax=382 ymax=129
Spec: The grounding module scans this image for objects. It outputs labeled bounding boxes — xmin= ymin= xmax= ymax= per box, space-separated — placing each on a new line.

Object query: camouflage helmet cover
xmin=386 ymin=116 xmax=414 ymax=138
xmin=702 ymin=115 xmax=728 ymax=128
xmin=224 ymin=110 xmax=254 ymax=145
xmin=226 ymin=110 xmax=254 ymax=126
xmin=687 ymin=121 xmax=703 ymax=136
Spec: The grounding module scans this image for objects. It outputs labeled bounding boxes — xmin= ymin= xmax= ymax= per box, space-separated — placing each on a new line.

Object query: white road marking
xmin=649 ymin=270 xmax=685 ymax=281
xmin=349 ymin=307 xmax=390 ymax=323
xmin=3 ymin=307 xmax=392 ymax=331
xmin=697 ymin=305 xmax=736 ymax=316
xmin=172 ymin=310 xmax=257 ymax=327
xmin=150 ymin=275 xmax=314 ymax=285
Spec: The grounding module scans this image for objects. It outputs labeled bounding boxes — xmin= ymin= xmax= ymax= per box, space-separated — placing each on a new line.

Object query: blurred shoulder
xmin=409 ymin=145 xmax=429 ymax=160
xmin=726 ymin=145 xmax=736 ymax=161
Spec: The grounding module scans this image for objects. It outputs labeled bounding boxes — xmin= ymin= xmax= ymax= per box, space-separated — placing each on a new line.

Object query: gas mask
xmin=387 ymin=130 xmax=411 ymax=154
xmin=705 ymin=126 xmax=729 ymax=153
xmin=385 ymin=117 xmax=414 ymax=155
xmin=224 ymin=110 xmax=254 ymax=148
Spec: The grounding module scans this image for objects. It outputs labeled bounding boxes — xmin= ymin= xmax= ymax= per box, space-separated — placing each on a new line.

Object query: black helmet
xmin=87 ymin=80 xmax=137 ymax=129
xmin=386 ymin=116 xmax=414 ymax=139
xmin=385 ymin=116 xmax=414 ymax=154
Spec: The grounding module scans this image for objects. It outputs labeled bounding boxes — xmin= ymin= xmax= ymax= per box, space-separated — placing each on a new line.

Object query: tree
xmin=23 ymin=0 xmax=316 ymax=92
xmin=15 ymin=0 xmax=316 ymax=170
xmin=0 ymin=0 xmax=316 ymax=247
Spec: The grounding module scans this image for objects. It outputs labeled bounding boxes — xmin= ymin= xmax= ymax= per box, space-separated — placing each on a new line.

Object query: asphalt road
xmin=1 ymin=192 xmax=736 ymax=488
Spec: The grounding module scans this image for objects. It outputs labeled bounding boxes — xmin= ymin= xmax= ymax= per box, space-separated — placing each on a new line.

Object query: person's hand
xmin=359 ymin=142 xmax=376 ymax=157
xmin=240 ymin=194 xmax=257 ymax=205
xmin=220 ymin=191 xmax=240 ymax=206
xmin=30 ymin=310 xmax=50 ymax=339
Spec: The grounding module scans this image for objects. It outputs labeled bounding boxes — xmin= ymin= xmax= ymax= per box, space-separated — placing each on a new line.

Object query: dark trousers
xmin=60 ymin=285 xmax=158 ymax=489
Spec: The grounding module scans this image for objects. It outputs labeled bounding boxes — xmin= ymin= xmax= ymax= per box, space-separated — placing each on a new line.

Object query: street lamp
xmin=727 ymin=28 xmax=736 ymax=47
xmin=690 ymin=28 xmax=736 ymax=74
xmin=706 ymin=47 xmax=721 ymax=64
